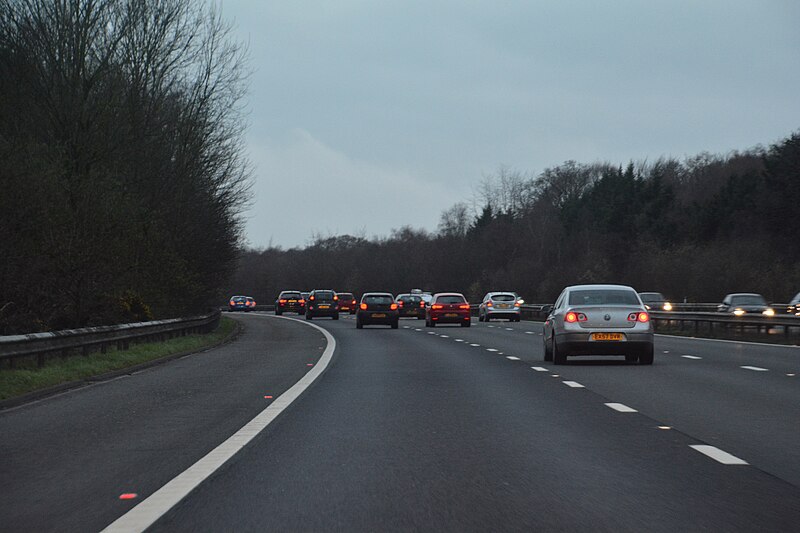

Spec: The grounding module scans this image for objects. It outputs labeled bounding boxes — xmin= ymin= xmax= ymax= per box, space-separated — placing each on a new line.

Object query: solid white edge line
xmin=605 ymin=402 xmax=638 ymax=413
xmin=689 ymin=445 xmax=748 ymax=465
xmin=562 ymin=381 xmax=584 ymax=388
xmin=655 ymin=333 xmax=800 ymax=349
xmin=740 ymin=365 xmax=769 ymax=372
xmin=101 ymin=315 xmax=336 ymax=533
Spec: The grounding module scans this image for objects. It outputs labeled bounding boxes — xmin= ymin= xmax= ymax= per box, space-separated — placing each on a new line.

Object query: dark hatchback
xmin=275 ymin=290 xmax=305 ymax=315
xmin=396 ymin=293 xmax=426 ymax=319
xmin=306 ymin=290 xmax=339 ymax=320
xmin=337 ymin=292 xmax=357 ymax=314
xmin=357 ymin=293 xmax=399 ymax=329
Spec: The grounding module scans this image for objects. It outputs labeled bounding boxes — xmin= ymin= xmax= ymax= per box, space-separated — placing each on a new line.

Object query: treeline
xmin=0 ymin=0 xmax=250 ymax=334
xmin=229 ymin=131 xmax=799 ymax=305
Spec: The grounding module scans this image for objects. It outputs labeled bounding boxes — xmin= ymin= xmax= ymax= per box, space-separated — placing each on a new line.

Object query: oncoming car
xmin=638 ymin=292 xmax=673 ymax=312
xmin=718 ymin=293 xmax=774 ymax=317
xmin=426 ymin=292 xmax=471 ymax=327
xmin=543 ymin=284 xmax=654 ymax=365
xmin=229 ymin=295 xmax=256 ymax=312
xmin=478 ymin=292 xmax=522 ymax=322
xmin=306 ymin=290 xmax=339 ymax=320
xmin=356 ymin=292 xmax=399 ymax=329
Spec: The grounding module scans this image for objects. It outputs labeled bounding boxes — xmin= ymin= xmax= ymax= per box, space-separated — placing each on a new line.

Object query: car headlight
xmin=733 ymin=308 xmax=745 ymax=316
xmin=762 ymin=308 xmax=775 ymax=317
xmin=662 ymin=302 xmax=672 ymax=311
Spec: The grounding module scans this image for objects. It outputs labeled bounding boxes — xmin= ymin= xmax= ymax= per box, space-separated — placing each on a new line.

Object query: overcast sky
xmin=220 ymin=0 xmax=800 ymax=249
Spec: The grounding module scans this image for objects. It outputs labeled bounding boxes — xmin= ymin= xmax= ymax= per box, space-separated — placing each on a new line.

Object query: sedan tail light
xmin=487 ymin=301 xmax=493 ymax=307
xmin=299 ymin=299 xmax=305 ymax=304
xmin=279 ymin=299 xmax=287 ymax=304
xmin=628 ymin=312 xmax=650 ymax=323
xmin=390 ymin=303 xmax=398 ymax=310
xmin=565 ymin=312 xmax=587 ymax=323
xmin=397 ymin=301 xmax=404 ymax=308
xmin=229 ymin=300 xmax=235 ymax=306
xmin=360 ymin=303 xmax=368 ymax=310
xmin=431 ymin=304 xmax=443 ymax=310
xmin=458 ymin=304 xmax=470 ymax=310
xmin=351 ymin=299 xmax=356 ymax=305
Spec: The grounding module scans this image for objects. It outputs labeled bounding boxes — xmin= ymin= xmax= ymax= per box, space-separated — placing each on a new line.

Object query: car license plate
xmin=319 ymin=305 xmax=329 ymax=309
xmin=591 ymin=333 xmax=623 ymax=341
xmin=288 ymin=300 xmax=297 ymax=303
xmin=372 ymin=313 xmax=386 ymax=318
xmin=499 ymin=304 xmax=509 ymax=308
xmin=444 ymin=313 xmax=458 ymax=317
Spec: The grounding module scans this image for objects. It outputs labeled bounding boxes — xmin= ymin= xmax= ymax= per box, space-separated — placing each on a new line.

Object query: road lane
xmin=434 ymin=319 xmax=800 ymax=488
xmin=151 ymin=317 xmax=800 ymax=531
xmin=0 ymin=314 xmax=325 ymax=533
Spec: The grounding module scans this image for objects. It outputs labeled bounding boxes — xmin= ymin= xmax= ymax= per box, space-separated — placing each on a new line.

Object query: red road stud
xmin=306 ymin=363 xmax=314 ymax=366
xmin=119 ymin=493 xmax=137 ymax=500
xmin=264 ymin=395 xmax=273 ymax=399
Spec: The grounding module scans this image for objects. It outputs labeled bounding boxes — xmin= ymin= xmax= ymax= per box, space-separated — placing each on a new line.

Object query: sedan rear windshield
xmin=232 ymin=297 xmax=246 ymax=302
xmin=398 ymin=296 xmax=422 ymax=303
xmin=730 ymin=295 xmax=766 ymax=305
xmin=436 ymin=295 xmax=466 ymax=304
xmin=491 ymin=294 xmax=515 ymax=302
xmin=639 ymin=293 xmax=664 ymax=302
xmin=568 ymin=289 xmax=639 ymax=306
xmin=364 ymin=295 xmax=394 ymax=304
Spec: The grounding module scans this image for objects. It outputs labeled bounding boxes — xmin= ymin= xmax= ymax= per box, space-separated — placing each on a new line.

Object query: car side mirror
xmin=541 ymin=304 xmax=553 ymax=315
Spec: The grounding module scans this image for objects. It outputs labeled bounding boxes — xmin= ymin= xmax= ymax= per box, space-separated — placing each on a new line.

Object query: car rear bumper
xmin=399 ymin=308 xmax=424 ymax=317
xmin=308 ymin=306 xmax=337 ymax=317
xmin=357 ymin=311 xmax=399 ymax=324
xmin=486 ymin=309 xmax=520 ymax=318
xmin=278 ymin=304 xmax=305 ymax=313
xmin=555 ymin=332 xmax=653 ymax=355
xmin=430 ymin=312 xmax=470 ymax=323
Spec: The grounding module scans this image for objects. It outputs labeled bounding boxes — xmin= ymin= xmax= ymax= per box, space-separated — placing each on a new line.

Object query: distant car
xmin=395 ymin=293 xmax=426 ymax=319
xmin=426 ymin=292 xmax=471 ymax=327
xmin=306 ymin=290 xmax=339 ymax=320
xmin=301 ymin=292 xmax=310 ymax=301
xmin=275 ymin=290 xmax=305 ymax=315
xmin=717 ymin=293 xmax=774 ymax=316
xmin=788 ymin=292 xmax=800 ymax=316
xmin=356 ymin=292 xmax=399 ymax=329
xmin=229 ymin=295 xmax=256 ymax=312
xmin=543 ymin=284 xmax=654 ymax=365
xmin=638 ymin=292 xmax=673 ymax=312
xmin=478 ymin=292 xmax=522 ymax=322
xmin=411 ymin=288 xmax=433 ymax=305
xmin=336 ymin=292 xmax=357 ymax=314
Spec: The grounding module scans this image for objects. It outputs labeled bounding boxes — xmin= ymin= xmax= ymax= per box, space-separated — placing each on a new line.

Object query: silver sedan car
xmin=478 ymin=292 xmax=522 ymax=322
xmin=543 ymin=284 xmax=654 ymax=365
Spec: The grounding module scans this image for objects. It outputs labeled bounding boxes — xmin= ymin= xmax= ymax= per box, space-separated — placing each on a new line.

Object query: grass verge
xmin=0 ymin=316 xmax=238 ymax=401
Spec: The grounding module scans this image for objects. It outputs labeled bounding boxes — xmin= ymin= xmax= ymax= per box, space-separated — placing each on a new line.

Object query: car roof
xmin=566 ymin=284 xmax=636 ymax=292
xmin=362 ymin=292 xmax=394 ymax=297
xmin=432 ymin=292 xmax=466 ymax=298
xmin=725 ymin=292 xmax=764 ymax=297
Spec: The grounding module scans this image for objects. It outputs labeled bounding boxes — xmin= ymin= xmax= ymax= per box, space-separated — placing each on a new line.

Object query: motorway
xmin=2 ymin=312 xmax=800 ymax=531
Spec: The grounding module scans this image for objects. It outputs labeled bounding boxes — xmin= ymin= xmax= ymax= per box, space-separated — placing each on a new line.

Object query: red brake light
xmin=565 ymin=312 xmax=578 ymax=323
xmin=352 ymin=299 xmax=356 ymax=305
xmin=397 ymin=301 xmax=404 ymax=308
xmin=229 ymin=300 xmax=235 ymax=306
xmin=419 ymin=301 xmax=425 ymax=307
xmin=279 ymin=299 xmax=287 ymax=304
xmin=487 ymin=301 xmax=493 ymax=307
xmin=299 ymin=299 xmax=305 ymax=304
xmin=638 ymin=312 xmax=650 ymax=323
xmin=309 ymin=295 xmax=315 ymax=301
xmin=458 ymin=304 xmax=470 ymax=310
xmin=360 ymin=303 xmax=367 ymax=310
xmin=432 ymin=304 xmax=443 ymax=310
xmin=334 ymin=295 xmax=339 ymax=301
xmin=390 ymin=303 xmax=398 ymax=310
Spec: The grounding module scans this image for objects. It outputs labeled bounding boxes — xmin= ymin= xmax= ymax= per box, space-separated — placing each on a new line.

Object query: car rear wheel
xmin=332 ymin=313 xmax=339 ymax=320
xmin=356 ymin=318 xmax=363 ymax=329
xmin=639 ymin=345 xmax=654 ymax=365
xmin=391 ymin=320 xmax=399 ymax=329
xmin=461 ymin=321 xmax=470 ymax=327
xmin=543 ymin=336 xmax=553 ymax=362
xmin=552 ymin=337 xmax=567 ymax=365
xmin=306 ymin=314 xmax=312 ymax=320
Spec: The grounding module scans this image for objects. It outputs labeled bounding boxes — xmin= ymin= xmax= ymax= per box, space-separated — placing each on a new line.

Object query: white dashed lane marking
xmin=454 ymin=339 xmax=464 ymax=342
xmin=505 ymin=328 xmax=513 ymax=331
xmin=531 ymin=367 xmax=549 ymax=372
xmin=563 ymin=381 xmax=585 ymax=388
xmin=486 ymin=348 xmax=499 ymax=352
xmin=605 ymin=403 xmax=638 ymax=413
xmin=741 ymin=365 xmax=768 ymax=372
xmin=690 ymin=445 xmax=748 ymax=465
xmin=682 ymin=355 xmax=702 ymax=360
xmin=439 ymin=335 xmax=449 ymax=338
xmin=470 ymin=343 xmax=481 ymax=347
xmin=525 ymin=331 xmax=535 ymax=335
xmin=427 ymin=332 xmax=437 ymax=335
xmin=506 ymin=356 xmax=520 ymax=361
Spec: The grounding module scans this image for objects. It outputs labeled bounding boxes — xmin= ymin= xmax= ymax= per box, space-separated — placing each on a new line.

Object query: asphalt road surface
xmin=2 ymin=313 xmax=800 ymax=531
